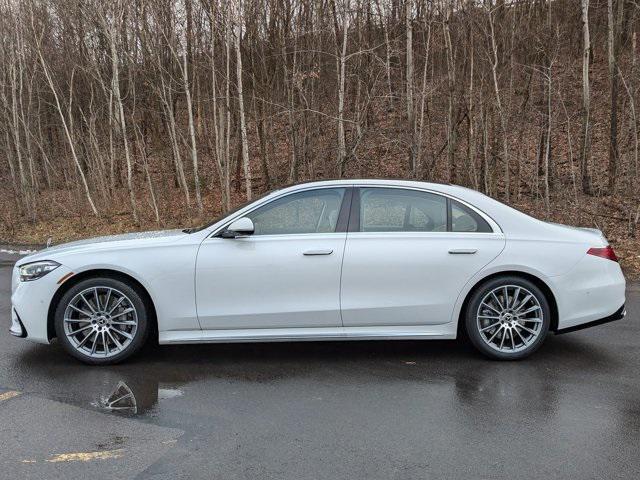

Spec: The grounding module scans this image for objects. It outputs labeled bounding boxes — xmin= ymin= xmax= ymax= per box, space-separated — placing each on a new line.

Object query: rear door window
xmin=358 ymin=188 xmax=447 ymax=233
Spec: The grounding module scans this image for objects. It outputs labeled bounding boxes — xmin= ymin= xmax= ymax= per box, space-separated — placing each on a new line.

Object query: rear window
xmin=450 ymin=199 xmax=492 ymax=233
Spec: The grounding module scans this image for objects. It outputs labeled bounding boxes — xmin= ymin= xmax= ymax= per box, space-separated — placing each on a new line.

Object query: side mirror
xmin=221 ymin=217 xmax=254 ymax=238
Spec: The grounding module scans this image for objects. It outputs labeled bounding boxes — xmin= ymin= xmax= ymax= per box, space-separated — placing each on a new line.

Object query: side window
xmin=450 ymin=199 xmax=492 ymax=233
xmin=359 ymin=188 xmax=447 ymax=233
xmin=246 ymin=188 xmax=346 ymax=235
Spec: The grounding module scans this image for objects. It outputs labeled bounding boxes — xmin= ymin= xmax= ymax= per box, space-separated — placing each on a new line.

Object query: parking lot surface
xmin=1 ymin=250 xmax=639 ymax=479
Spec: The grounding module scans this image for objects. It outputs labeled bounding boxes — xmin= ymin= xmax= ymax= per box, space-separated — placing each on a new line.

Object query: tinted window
xmin=359 ymin=188 xmax=447 ymax=232
xmin=450 ymin=199 xmax=492 ymax=233
xmin=247 ymin=188 xmax=346 ymax=235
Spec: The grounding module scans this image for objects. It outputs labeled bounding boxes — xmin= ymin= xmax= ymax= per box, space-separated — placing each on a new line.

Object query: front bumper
xmin=556 ymin=304 xmax=626 ymax=334
xmin=10 ymin=263 xmax=73 ymax=344
xmin=9 ymin=308 xmax=27 ymax=338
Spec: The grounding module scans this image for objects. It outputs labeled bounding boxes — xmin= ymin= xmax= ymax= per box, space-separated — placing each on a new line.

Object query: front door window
xmin=246 ymin=188 xmax=346 ymax=235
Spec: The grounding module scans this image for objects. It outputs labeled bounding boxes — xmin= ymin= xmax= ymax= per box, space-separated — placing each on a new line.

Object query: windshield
xmin=182 ymin=190 xmax=276 ymax=234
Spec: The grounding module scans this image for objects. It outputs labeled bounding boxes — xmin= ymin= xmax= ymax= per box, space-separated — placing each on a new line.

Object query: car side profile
xmin=10 ymin=180 xmax=626 ymax=365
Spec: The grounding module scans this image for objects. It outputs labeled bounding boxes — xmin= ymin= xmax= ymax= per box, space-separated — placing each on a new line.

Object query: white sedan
xmin=10 ymin=180 xmax=626 ymax=364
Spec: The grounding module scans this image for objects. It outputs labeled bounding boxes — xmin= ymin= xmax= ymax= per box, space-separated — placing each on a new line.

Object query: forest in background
xmin=0 ymin=0 xmax=639 ymax=276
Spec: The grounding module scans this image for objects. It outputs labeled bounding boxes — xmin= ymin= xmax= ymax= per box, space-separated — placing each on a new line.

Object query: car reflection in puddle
xmin=93 ymin=380 xmax=183 ymax=415
xmin=93 ymin=381 xmax=138 ymax=414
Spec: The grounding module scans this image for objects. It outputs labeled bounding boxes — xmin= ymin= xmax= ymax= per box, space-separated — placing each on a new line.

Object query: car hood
xmin=17 ymin=229 xmax=187 ymax=265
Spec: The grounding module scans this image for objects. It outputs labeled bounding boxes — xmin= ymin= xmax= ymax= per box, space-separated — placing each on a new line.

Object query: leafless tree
xmin=0 ymin=0 xmax=637 ymax=253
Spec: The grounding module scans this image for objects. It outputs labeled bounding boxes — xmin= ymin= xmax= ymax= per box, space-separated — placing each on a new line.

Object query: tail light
xmin=587 ymin=246 xmax=618 ymax=263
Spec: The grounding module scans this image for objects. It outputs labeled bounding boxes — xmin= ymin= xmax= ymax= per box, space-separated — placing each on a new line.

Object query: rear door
xmin=340 ymin=187 xmax=505 ymax=327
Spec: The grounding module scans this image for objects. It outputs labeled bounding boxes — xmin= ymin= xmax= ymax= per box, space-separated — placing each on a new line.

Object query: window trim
xmin=210 ymin=186 xmax=353 ymax=238
xmin=349 ymin=186 xmax=498 ymax=234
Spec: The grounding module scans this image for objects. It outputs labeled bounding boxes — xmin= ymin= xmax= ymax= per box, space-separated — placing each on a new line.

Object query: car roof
xmin=278 ymin=179 xmax=453 ymax=193
xmin=277 ymin=179 xmax=491 ymax=204
xmin=281 ymin=178 xmax=447 ymax=187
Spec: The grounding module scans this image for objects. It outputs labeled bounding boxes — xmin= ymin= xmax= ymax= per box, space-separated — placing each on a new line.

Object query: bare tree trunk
xmin=224 ymin=9 xmax=232 ymax=208
xmin=208 ymin=1 xmax=229 ymax=212
xmin=618 ymin=68 xmax=637 ymax=195
xmin=182 ymin=48 xmax=203 ymax=212
xmin=159 ymin=72 xmax=190 ymax=205
xmin=580 ymin=0 xmax=592 ymax=194
xmin=406 ymin=0 xmax=415 ymax=176
xmin=416 ymin=17 xmax=432 ymax=179
xmin=607 ymin=0 xmax=624 ymax=192
xmin=543 ymin=65 xmax=552 ymax=212
xmin=284 ymin=37 xmax=299 ymax=182
xmin=335 ymin=0 xmax=349 ymax=177
xmin=234 ymin=1 xmax=251 ymax=200
xmin=467 ymin=23 xmax=477 ymax=189
xmin=633 ymin=32 xmax=639 ymax=181
xmin=108 ymin=92 xmax=116 ymax=192
xmin=443 ymin=7 xmax=456 ymax=184
xmin=558 ymin=89 xmax=578 ymax=201
xmin=375 ymin=0 xmax=393 ymax=109
xmin=108 ymin=11 xmax=138 ymax=224
xmin=17 ymin=45 xmax=39 ymax=216
xmin=2 ymin=125 xmax=20 ymax=204
xmin=543 ymin=2 xmax=554 ymax=212
xmin=256 ymin=100 xmax=271 ymax=189
xmin=134 ymin=123 xmax=160 ymax=224
xmin=35 ymin=41 xmax=98 ymax=216
xmin=488 ymin=5 xmax=509 ymax=201
xmin=9 ymin=54 xmax=30 ymax=216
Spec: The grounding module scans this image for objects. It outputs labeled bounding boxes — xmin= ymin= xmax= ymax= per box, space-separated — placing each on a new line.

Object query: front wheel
xmin=54 ymin=277 xmax=149 ymax=365
xmin=465 ymin=276 xmax=551 ymax=360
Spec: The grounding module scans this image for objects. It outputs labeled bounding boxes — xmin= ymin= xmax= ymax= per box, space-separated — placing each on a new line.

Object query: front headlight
xmin=19 ymin=260 xmax=60 ymax=282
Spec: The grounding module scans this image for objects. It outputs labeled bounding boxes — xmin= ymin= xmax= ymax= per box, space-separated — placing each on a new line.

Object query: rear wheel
xmin=465 ymin=276 xmax=551 ymax=360
xmin=54 ymin=277 xmax=149 ymax=365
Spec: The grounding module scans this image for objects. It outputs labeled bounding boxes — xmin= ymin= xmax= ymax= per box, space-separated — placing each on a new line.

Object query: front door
xmin=196 ymin=187 xmax=351 ymax=330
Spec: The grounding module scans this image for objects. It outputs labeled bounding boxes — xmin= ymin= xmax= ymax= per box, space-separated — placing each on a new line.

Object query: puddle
xmin=158 ymin=388 xmax=184 ymax=400
xmin=5 ymin=336 xmax=633 ymax=433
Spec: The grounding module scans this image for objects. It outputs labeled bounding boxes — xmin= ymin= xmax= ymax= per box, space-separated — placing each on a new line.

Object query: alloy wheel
xmin=475 ymin=285 xmax=544 ymax=353
xmin=63 ymin=286 xmax=138 ymax=358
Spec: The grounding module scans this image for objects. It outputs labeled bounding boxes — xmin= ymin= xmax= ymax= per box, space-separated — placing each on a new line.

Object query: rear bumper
xmin=556 ymin=304 xmax=626 ymax=334
xmin=550 ymin=252 xmax=626 ymax=331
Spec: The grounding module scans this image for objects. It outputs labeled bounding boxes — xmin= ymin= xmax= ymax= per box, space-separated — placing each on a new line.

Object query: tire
xmin=465 ymin=276 xmax=551 ymax=360
xmin=54 ymin=277 xmax=149 ymax=365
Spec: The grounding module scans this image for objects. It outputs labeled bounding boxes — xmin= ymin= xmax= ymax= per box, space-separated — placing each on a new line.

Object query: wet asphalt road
xmin=1 ymin=251 xmax=639 ymax=479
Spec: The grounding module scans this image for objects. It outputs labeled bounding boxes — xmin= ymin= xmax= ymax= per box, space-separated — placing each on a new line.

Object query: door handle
xmin=448 ymin=248 xmax=477 ymax=254
xmin=303 ymin=249 xmax=333 ymax=256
